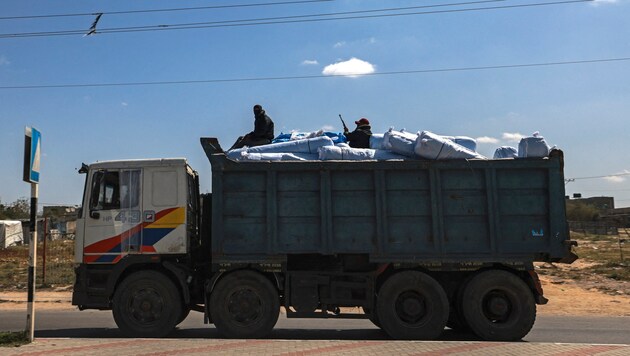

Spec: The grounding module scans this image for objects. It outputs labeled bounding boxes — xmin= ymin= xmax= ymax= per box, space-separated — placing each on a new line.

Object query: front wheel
xmin=376 ymin=271 xmax=449 ymax=340
xmin=461 ymin=270 xmax=536 ymax=341
xmin=362 ymin=307 xmax=381 ymax=328
xmin=112 ymin=270 xmax=182 ymax=338
xmin=209 ymin=270 xmax=280 ymax=338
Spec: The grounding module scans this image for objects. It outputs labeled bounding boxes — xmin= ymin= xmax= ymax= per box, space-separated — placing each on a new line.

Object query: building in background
xmin=43 ymin=206 xmax=78 ymax=240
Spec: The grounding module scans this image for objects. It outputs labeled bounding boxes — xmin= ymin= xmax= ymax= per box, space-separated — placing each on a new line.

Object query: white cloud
xmin=333 ymin=41 xmax=346 ymax=48
xmin=121 ymin=102 xmax=128 ymax=106
xmin=476 ymin=136 xmax=500 ymax=144
xmin=322 ymin=57 xmax=376 ymax=77
xmin=502 ymin=132 xmax=524 ymax=142
xmin=590 ymin=0 xmax=618 ymax=6
xmin=604 ymin=170 xmax=630 ymax=183
xmin=604 ymin=176 xmax=626 ymax=183
xmin=0 ymin=55 xmax=10 ymax=66
xmin=301 ymin=60 xmax=318 ymax=66
xmin=321 ymin=125 xmax=334 ymax=131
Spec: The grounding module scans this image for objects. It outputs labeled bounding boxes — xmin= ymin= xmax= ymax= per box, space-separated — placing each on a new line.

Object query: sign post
xmin=23 ymin=126 xmax=41 ymax=342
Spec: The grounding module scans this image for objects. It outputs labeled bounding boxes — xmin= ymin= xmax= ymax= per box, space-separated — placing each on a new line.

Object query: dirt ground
xmin=1 ymin=275 xmax=629 ymax=316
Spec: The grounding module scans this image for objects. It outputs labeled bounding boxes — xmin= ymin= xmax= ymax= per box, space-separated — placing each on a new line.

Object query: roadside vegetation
xmin=0 ymin=240 xmax=74 ymax=290
xmin=0 ymin=331 xmax=28 ymax=347
xmin=536 ymin=230 xmax=629 ymax=295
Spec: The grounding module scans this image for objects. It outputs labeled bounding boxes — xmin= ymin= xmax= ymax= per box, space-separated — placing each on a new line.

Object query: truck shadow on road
xmin=35 ymin=327 xmax=491 ymax=342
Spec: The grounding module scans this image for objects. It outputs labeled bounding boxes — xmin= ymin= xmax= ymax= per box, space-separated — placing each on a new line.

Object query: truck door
xmin=140 ymin=167 xmax=187 ymax=255
xmin=82 ymin=169 xmax=142 ymax=263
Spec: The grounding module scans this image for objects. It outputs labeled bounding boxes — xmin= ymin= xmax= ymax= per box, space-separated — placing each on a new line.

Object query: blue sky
xmin=1 ymin=0 xmax=629 ymax=208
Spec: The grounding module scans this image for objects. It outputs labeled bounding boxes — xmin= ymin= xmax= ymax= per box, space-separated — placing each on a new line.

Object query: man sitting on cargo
xmin=344 ymin=117 xmax=372 ymax=149
xmin=229 ymin=104 xmax=275 ymax=150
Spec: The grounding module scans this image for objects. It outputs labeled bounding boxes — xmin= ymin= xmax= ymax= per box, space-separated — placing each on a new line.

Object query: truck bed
xmin=201 ymin=138 xmax=575 ymax=266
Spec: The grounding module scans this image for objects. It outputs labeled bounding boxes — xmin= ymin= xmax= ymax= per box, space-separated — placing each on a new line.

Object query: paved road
xmin=2 ymin=309 xmax=629 ymax=344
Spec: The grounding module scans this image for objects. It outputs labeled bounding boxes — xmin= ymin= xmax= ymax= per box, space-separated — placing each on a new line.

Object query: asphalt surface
xmin=2 ymin=309 xmax=629 ymax=345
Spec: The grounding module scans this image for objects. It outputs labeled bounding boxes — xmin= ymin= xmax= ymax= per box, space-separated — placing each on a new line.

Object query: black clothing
xmin=345 ymin=124 xmax=372 ymax=149
xmin=251 ymin=110 xmax=274 ymax=141
xmin=229 ymin=109 xmax=275 ymax=150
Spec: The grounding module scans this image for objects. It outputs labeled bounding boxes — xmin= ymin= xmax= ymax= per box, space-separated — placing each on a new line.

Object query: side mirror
xmin=90 ymin=210 xmax=100 ymax=219
xmin=78 ymin=163 xmax=89 ymax=174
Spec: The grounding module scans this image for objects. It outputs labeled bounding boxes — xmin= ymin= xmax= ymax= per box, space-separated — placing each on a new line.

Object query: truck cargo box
xmin=201 ymin=138 xmax=574 ymax=266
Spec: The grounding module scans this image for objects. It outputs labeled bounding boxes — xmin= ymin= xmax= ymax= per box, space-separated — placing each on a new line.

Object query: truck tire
xmin=112 ymin=270 xmax=182 ymax=338
xmin=446 ymin=277 xmax=472 ymax=332
xmin=461 ymin=270 xmax=536 ymax=341
xmin=177 ymin=307 xmax=191 ymax=325
xmin=209 ymin=270 xmax=280 ymax=338
xmin=362 ymin=307 xmax=381 ymax=328
xmin=376 ymin=271 xmax=449 ymax=340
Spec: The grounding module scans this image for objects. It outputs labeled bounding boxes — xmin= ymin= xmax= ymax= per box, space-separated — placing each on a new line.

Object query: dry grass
xmin=536 ymin=230 xmax=629 ymax=296
xmin=0 ymin=240 xmax=75 ymax=290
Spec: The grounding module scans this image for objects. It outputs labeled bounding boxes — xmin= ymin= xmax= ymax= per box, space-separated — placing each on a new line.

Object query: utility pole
xmin=23 ymin=126 xmax=41 ymax=342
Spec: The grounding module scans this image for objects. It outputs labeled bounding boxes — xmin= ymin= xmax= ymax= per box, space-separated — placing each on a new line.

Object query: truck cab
xmin=72 ymin=158 xmax=201 ymax=329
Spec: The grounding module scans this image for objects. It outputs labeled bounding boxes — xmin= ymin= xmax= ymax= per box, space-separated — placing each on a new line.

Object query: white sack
xmin=383 ymin=129 xmax=418 ymax=157
xmin=442 ymin=136 xmax=477 ymax=152
xmin=226 ymin=147 xmax=248 ymax=160
xmin=247 ymin=136 xmax=334 ymax=154
xmin=493 ymin=146 xmax=518 ymax=159
xmin=414 ymin=131 xmax=486 ymax=160
xmin=240 ymin=152 xmax=318 ymax=161
xmin=369 ymin=134 xmax=385 ymax=149
xmin=373 ymin=149 xmax=409 ymax=160
xmin=318 ymin=146 xmax=375 ymax=161
xmin=518 ymin=132 xmax=550 ymax=158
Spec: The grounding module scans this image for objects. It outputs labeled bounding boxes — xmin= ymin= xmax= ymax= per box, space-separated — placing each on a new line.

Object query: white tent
xmin=0 ymin=220 xmax=24 ymax=248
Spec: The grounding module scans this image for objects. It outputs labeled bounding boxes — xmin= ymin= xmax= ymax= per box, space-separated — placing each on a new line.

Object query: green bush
xmin=566 ymin=201 xmax=600 ymax=221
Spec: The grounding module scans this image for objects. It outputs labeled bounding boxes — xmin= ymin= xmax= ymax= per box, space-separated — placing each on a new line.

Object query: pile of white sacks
xmin=226 ymin=129 xmax=552 ymax=162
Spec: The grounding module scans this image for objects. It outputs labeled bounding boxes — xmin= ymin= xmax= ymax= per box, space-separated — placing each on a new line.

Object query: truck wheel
xmin=177 ymin=307 xmax=191 ymax=325
xmin=209 ymin=270 xmax=280 ymax=338
xmin=376 ymin=271 xmax=449 ymax=340
xmin=446 ymin=277 xmax=471 ymax=332
xmin=461 ymin=270 xmax=536 ymax=341
xmin=362 ymin=307 xmax=381 ymax=328
xmin=112 ymin=270 xmax=182 ymax=338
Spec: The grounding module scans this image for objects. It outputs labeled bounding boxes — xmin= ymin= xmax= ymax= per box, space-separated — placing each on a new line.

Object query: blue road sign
xmin=23 ymin=126 xmax=41 ymax=184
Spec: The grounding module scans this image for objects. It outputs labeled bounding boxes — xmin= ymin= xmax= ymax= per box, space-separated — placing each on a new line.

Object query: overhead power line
xmin=565 ymin=172 xmax=630 ymax=182
xmin=0 ymin=0 xmax=335 ymax=20
xmin=1 ymin=56 xmax=627 ymax=90
xmin=0 ymin=0 xmax=593 ymax=39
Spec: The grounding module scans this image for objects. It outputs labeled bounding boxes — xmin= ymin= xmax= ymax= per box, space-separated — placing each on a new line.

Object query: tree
xmin=0 ymin=198 xmax=31 ymax=220
xmin=565 ymin=200 xmax=600 ymax=222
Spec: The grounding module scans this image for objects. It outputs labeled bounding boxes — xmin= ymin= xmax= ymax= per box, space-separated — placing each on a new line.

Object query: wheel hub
xmin=395 ymin=291 xmax=427 ymax=325
xmin=228 ymin=288 xmax=262 ymax=324
xmin=130 ymin=289 xmax=163 ymax=323
xmin=483 ymin=290 xmax=512 ymax=322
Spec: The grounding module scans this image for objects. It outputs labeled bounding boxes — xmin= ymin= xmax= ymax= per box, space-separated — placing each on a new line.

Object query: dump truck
xmin=72 ymin=137 xmax=577 ymax=341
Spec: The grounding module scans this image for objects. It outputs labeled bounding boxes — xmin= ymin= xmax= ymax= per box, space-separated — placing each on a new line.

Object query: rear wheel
xmin=177 ymin=307 xmax=191 ymax=325
xmin=376 ymin=271 xmax=449 ymax=340
xmin=112 ymin=270 xmax=182 ymax=338
xmin=461 ymin=270 xmax=536 ymax=341
xmin=209 ymin=270 xmax=280 ymax=338
xmin=446 ymin=277 xmax=472 ymax=332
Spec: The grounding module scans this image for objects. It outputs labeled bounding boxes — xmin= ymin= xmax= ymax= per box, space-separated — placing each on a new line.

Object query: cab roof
xmin=88 ymin=158 xmax=188 ymax=170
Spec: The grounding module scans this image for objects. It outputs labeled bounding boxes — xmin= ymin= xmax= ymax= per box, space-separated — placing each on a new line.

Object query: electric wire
xmin=1 ymin=56 xmax=627 ymax=90
xmin=566 ymin=172 xmax=630 ymax=181
xmin=0 ymin=0 xmax=335 ymax=20
xmin=0 ymin=0 xmax=593 ymax=39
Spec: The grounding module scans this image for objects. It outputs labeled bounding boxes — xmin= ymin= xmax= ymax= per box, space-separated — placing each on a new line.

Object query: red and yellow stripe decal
xmin=83 ymin=207 xmax=185 ymax=263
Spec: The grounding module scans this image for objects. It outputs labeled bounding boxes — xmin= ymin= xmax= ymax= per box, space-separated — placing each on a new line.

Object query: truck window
xmin=120 ymin=170 xmax=141 ymax=209
xmin=89 ymin=170 xmax=141 ymax=211
xmin=152 ymin=171 xmax=177 ymax=207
